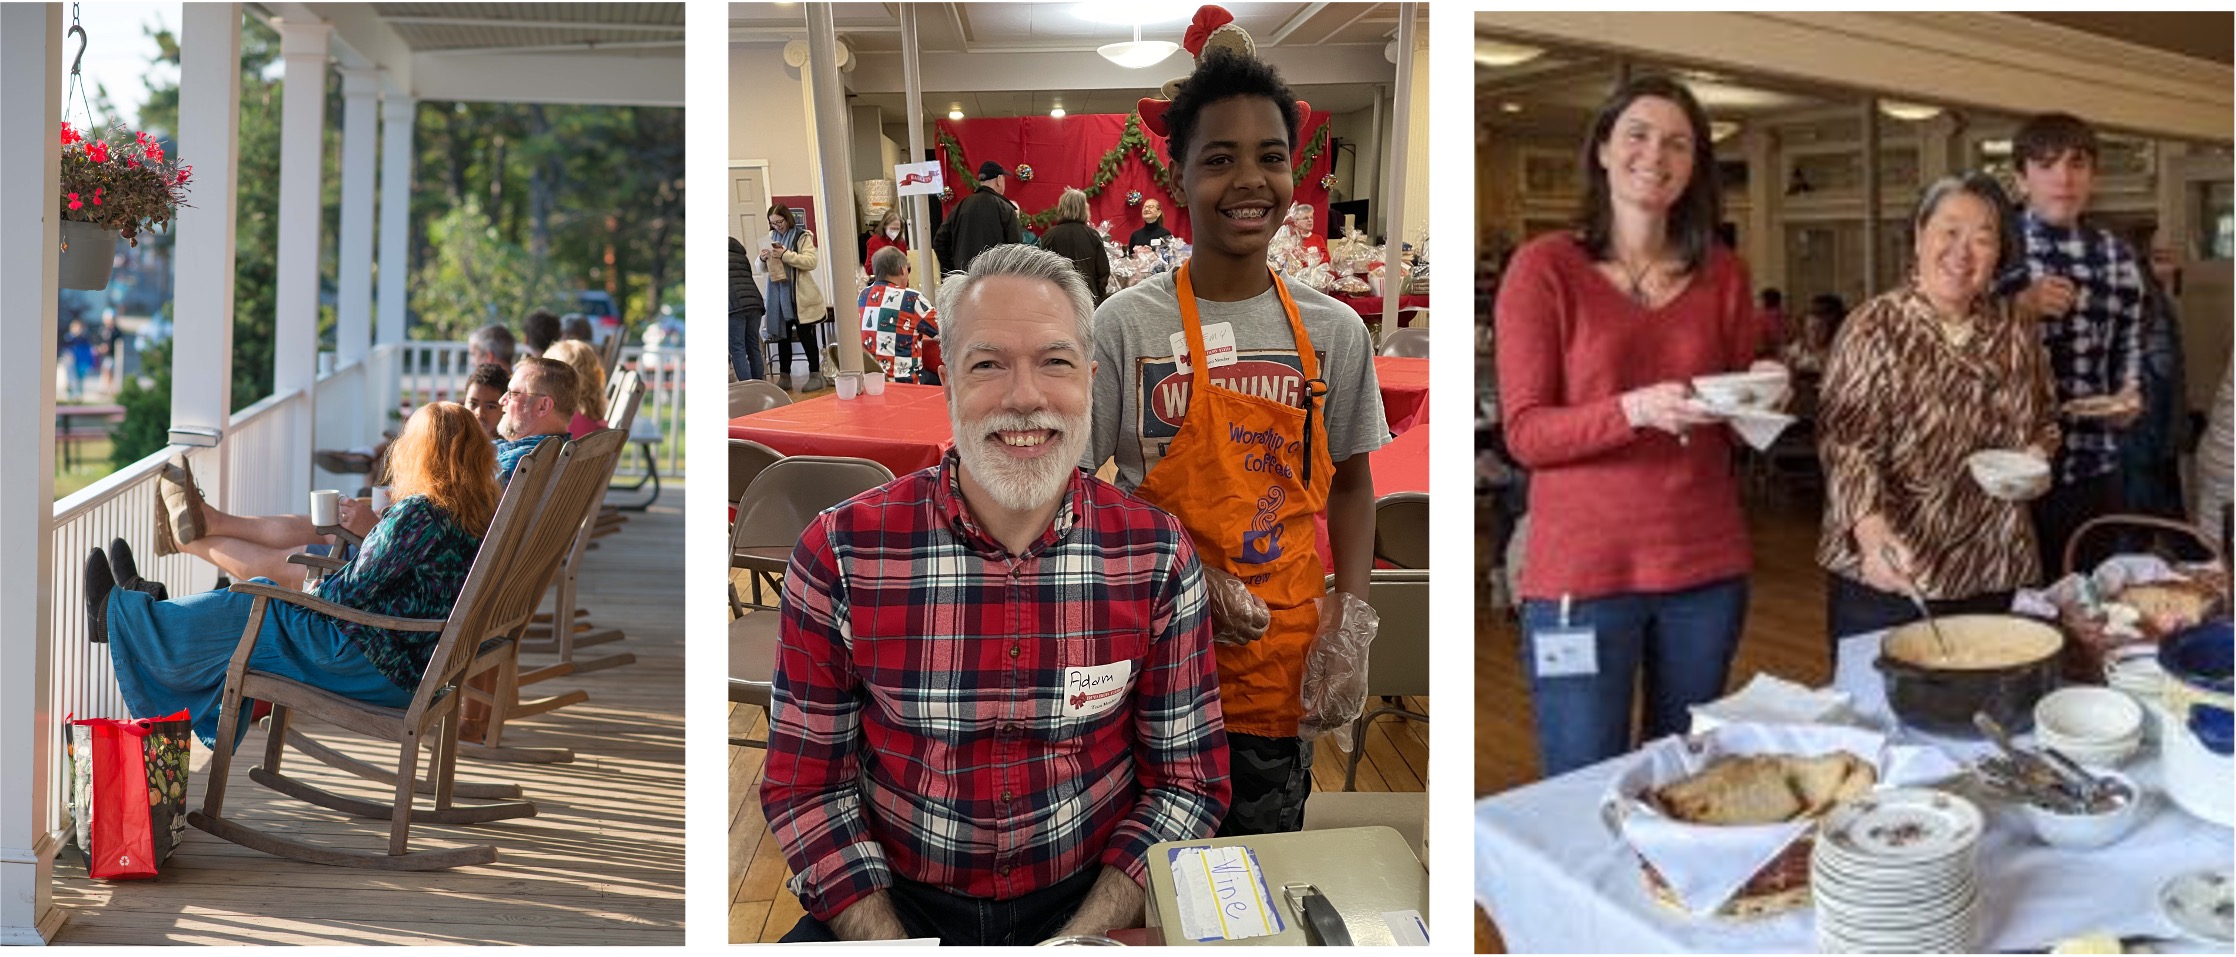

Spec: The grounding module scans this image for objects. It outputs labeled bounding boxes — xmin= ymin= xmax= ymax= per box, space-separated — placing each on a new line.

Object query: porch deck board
xmin=49 ymin=489 xmax=687 ymax=946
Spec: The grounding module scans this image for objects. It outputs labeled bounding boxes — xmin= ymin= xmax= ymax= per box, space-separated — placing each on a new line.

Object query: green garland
xmin=940 ymin=113 xmax=1329 ymax=231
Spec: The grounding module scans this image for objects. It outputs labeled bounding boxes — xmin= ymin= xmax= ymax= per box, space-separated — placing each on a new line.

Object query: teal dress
xmin=107 ymin=495 xmax=484 ymax=746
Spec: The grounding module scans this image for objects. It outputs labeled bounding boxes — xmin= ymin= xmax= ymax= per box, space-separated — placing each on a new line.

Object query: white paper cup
xmin=862 ymin=370 xmax=886 ymax=395
xmin=835 ymin=372 xmax=862 ymax=400
xmin=370 ymin=485 xmax=393 ymax=515
xmin=310 ymin=489 xmax=341 ymax=526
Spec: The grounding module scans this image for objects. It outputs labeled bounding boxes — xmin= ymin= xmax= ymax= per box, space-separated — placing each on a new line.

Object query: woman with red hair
xmin=85 ymin=402 xmax=501 ymax=746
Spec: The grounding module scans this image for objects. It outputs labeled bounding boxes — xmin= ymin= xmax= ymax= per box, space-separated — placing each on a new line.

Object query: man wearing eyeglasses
xmin=493 ymin=356 xmax=582 ymax=483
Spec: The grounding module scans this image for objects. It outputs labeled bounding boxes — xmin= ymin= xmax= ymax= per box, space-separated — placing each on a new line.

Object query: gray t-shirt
xmin=1083 ymin=270 xmax=1387 ymax=491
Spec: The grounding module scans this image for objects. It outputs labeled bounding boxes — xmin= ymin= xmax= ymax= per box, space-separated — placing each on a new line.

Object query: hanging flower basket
xmin=57 ymin=122 xmax=192 ymax=291
xmin=58 ymin=218 xmax=118 ymax=290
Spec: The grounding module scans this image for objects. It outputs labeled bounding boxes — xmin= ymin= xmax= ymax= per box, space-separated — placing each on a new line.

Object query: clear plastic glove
xmin=1298 ymin=591 xmax=1380 ymax=752
xmin=1204 ymin=567 xmax=1271 ymax=646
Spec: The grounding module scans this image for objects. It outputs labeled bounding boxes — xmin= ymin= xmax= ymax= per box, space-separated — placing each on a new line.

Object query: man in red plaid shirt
xmin=762 ymin=244 xmax=1231 ymax=944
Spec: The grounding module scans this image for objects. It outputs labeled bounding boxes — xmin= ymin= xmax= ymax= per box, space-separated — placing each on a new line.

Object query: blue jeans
xmin=1518 ymin=577 xmax=1749 ymax=777
xmin=730 ymin=314 xmax=764 ymax=382
xmin=779 ymin=866 xmax=1097 ymax=945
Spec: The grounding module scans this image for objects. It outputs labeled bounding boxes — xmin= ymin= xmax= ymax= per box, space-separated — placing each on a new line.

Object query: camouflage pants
xmin=1214 ymin=733 xmax=1313 ymax=836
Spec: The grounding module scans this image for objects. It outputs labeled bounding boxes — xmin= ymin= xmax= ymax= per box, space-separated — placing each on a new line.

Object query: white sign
xmin=894 ymin=160 xmax=944 ymax=197
xmin=1169 ymin=845 xmax=1283 ymax=942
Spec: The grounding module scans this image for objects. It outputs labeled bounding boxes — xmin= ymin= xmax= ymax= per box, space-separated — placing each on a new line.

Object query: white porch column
xmin=172 ymin=3 xmax=244 ymax=452
xmin=376 ymin=96 xmax=414 ymax=348
xmin=805 ymin=2 xmax=861 ymax=373
xmin=273 ymin=18 xmax=331 ymax=508
xmin=0 ymin=5 xmax=63 ymax=944
xmin=374 ymin=96 xmax=414 ymax=427
xmin=336 ymin=68 xmax=379 ymax=370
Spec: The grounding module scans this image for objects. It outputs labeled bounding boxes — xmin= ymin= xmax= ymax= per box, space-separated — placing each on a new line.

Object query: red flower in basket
xmin=60 ymin=122 xmax=80 ymax=146
xmin=93 ymin=187 xmax=103 ymax=206
xmin=87 ymin=140 xmax=110 ymax=164
xmin=67 ymin=192 xmax=82 ymax=211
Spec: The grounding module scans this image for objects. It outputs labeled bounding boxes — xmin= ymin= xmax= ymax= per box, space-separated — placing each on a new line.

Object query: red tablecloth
xmin=1375 ymin=355 xmax=1429 ymax=435
xmin=727 ymin=383 xmax=954 ymax=477
xmin=1333 ymin=294 xmax=1430 ymax=326
xmin=1314 ymin=423 xmax=1429 ymax=570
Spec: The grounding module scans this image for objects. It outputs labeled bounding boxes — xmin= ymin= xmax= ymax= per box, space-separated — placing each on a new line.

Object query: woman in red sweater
xmin=1494 ymin=76 xmax=1784 ymax=776
xmin=863 ymin=209 xmax=907 ymax=275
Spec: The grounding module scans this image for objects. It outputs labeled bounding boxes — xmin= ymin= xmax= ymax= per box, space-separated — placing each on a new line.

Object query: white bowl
xmin=2035 ymin=686 xmax=2146 ymax=746
xmin=2037 ymin=731 xmax=2142 ymax=769
xmin=1692 ymin=370 xmax=1789 ymax=410
xmin=1967 ymin=449 xmax=2052 ymax=502
xmin=2019 ymin=770 xmax=2148 ymax=849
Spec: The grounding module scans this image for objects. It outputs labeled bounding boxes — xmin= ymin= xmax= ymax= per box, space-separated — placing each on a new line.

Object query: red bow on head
xmin=1182 ymin=5 xmax=1236 ymax=58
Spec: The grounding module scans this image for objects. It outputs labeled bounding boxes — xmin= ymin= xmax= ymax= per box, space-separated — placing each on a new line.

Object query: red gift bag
xmin=65 ymin=710 xmax=192 ymax=880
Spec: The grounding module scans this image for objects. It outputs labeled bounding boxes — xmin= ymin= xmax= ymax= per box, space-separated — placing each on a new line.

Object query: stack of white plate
xmin=1811 ymin=788 xmax=1985 ymax=953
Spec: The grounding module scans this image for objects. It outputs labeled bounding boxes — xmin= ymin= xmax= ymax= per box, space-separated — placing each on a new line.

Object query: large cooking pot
xmin=1875 ymin=614 xmax=2065 ymax=735
xmin=2158 ymin=620 xmax=2232 ymax=827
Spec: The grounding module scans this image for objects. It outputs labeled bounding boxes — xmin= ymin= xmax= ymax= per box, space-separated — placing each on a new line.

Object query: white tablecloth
xmin=1475 ymin=630 xmax=2234 ymax=953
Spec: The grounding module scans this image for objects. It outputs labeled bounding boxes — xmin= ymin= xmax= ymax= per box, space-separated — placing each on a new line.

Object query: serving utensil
xmin=1883 ymin=544 xmax=1954 ymax=660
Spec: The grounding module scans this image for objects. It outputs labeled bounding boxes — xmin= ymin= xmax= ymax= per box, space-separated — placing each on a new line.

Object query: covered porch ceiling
xmin=264 ymin=2 xmax=684 ymax=106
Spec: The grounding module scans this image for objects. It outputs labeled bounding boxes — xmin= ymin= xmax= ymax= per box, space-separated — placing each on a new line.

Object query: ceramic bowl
xmin=2019 ymin=770 xmax=2147 ymax=849
xmin=2036 ymin=686 xmax=2146 ymax=745
xmin=1967 ymin=450 xmax=2052 ymax=501
xmin=1691 ymin=370 xmax=1789 ymax=411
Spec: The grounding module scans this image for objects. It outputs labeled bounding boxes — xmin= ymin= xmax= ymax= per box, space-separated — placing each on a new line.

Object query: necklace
xmin=1615 ymin=256 xmax=1659 ymax=306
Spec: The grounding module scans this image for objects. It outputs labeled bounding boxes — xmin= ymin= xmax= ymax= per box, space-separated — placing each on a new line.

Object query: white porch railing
xmin=43 ymin=388 xmax=307 ymax=835
xmin=384 ymin=340 xmax=687 ymax=477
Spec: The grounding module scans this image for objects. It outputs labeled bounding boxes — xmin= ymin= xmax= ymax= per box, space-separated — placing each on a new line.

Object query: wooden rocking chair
xmin=185 ymin=437 xmax=568 ymax=869
xmin=517 ymin=372 xmax=644 ymax=675
xmin=451 ymin=429 xmax=631 ymax=763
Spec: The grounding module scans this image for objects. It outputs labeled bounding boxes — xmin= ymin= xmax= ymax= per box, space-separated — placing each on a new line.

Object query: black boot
xmin=107 ymin=538 xmax=169 ymax=601
xmin=84 ymin=549 xmax=115 ymax=644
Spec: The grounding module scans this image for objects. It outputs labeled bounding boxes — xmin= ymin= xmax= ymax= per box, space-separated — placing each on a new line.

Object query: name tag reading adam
xmin=1169 ymin=845 xmax=1283 ymax=942
xmin=1060 ymin=660 xmax=1132 ymax=719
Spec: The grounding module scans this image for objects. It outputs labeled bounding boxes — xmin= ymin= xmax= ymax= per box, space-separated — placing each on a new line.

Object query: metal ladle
xmin=1881 ymin=543 xmax=1954 ymax=660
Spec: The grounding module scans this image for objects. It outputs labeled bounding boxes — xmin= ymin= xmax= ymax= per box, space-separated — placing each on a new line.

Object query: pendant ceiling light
xmin=1099 ymin=23 xmax=1179 ymax=69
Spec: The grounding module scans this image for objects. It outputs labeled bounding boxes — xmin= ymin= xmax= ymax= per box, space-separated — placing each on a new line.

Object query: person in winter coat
xmin=944 ymin=161 xmax=1022 ymax=275
xmin=730 ymin=237 xmax=767 ymax=383
xmin=1039 ymin=188 xmax=1113 ymax=307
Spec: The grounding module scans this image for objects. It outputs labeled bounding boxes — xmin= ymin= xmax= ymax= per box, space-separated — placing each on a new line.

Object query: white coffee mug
xmin=835 ymin=372 xmax=862 ymax=400
xmin=310 ymin=489 xmax=342 ymax=526
xmin=370 ymin=485 xmax=393 ymax=515
xmin=862 ymin=370 xmax=886 ymax=396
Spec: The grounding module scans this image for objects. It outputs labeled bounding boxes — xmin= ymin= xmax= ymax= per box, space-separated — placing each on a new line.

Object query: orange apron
xmin=1133 ymin=264 xmax=1334 ymax=738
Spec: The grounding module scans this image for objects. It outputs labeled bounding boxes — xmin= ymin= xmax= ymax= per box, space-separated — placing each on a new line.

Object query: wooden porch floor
xmin=725 ymin=576 xmax=1431 ymax=943
xmin=48 ymin=489 xmax=687 ymax=946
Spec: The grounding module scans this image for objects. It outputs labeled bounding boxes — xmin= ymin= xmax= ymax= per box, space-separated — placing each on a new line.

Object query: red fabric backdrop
xmin=935 ymin=111 xmax=1331 ymax=245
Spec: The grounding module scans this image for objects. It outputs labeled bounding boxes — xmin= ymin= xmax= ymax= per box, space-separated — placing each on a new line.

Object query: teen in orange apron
xmin=1132 ymin=262 xmax=1333 ymax=739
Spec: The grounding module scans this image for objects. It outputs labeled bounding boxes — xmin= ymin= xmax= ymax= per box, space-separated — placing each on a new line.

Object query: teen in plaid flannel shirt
xmin=1993 ymin=112 xmax=2147 ymax=577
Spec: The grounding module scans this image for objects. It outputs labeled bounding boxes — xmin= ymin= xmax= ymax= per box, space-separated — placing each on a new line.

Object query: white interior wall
xmin=731 ymin=42 xmax=817 ymax=203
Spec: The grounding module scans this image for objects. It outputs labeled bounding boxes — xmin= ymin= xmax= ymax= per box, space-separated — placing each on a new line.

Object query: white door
xmin=731 ymin=165 xmax=769 ymax=252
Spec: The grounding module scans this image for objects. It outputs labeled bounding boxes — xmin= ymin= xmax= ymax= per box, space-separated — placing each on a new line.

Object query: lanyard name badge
xmin=1533 ymin=594 xmax=1598 ymax=678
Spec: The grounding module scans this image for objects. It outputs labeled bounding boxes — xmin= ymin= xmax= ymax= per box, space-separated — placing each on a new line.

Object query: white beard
xmin=951 ymin=407 xmax=1089 ymax=513
xmin=498 ymin=412 xmax=523 ymax=441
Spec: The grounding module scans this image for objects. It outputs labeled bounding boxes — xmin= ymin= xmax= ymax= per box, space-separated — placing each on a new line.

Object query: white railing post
xmin=1 ymin=5 xmax=64 ymax=943
xmin=171 ymin=4 xmax=243 ymax=465
xmin=273 ymin=17 xmax=331 ymax=514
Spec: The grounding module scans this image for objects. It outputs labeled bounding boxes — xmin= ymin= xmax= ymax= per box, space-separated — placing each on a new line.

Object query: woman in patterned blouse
xmin=1817 ymin=173 xmax=2060 ymax=644
xmin=85 ymin=403 xmax=500 ymax=746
